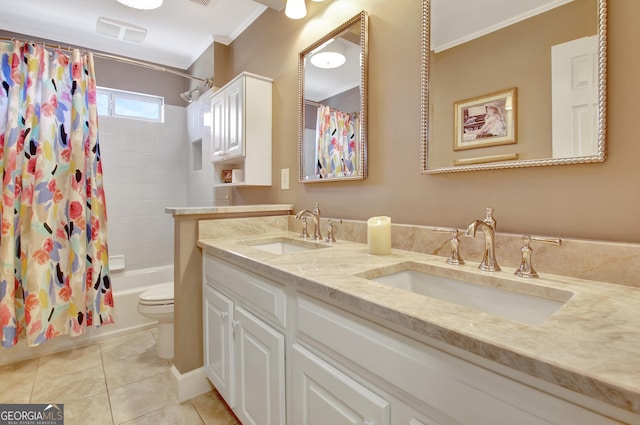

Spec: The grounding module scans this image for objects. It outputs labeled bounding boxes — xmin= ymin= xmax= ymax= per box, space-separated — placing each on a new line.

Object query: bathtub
xmin=0 ymin=265 xmax=173 ymax=366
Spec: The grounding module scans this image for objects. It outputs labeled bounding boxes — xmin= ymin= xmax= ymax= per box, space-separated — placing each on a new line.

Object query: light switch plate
xmin=281 ymin=168 xmax=289 ymax=190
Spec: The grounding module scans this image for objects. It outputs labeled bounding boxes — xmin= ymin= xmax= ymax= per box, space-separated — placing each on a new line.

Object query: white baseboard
xmin=170 ymin=365 xmax=213 ymax=402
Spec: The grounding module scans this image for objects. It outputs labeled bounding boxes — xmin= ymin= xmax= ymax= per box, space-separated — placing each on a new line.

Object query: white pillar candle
xmin=367 ymin=216 xmax=391 ymax=255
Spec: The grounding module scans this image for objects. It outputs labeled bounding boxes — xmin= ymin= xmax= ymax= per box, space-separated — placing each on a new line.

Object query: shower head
xmin=180 ymin=87 xmax=200 ymax=103
xmin=179 ymin=77 xmax=213 ymax=103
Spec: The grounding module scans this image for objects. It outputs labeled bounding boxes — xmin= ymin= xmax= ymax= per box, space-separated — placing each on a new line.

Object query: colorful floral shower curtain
xmin=315 ymin=105 xmax=359 ymax=178
xmin=0 ymin=40 xmax=113 ymax=348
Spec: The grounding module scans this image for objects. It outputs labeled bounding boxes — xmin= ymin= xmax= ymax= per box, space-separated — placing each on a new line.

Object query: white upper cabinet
xmin=208 ymin=72 xmax=273 ymax=187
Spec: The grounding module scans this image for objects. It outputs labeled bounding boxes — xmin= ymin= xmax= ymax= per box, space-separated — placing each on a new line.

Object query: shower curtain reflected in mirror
xmin=0 ymin=40 xmax=113 ymax=348
xmin=315 ymin=104 xmax=359 ymax=179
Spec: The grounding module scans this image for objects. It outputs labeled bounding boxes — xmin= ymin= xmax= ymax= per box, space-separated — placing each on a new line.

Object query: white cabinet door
xmin=203 ymin=285 xmax=235 ymax=407
xmin=210 ymin=92 xmax=226 ymax=161
xmin=234 ymin=306 xmax=285 ymax=425
xmin=210 ymin=78 xmax=244 ymax=162
xmin=225 ymin=78 xmax=244 ymax=160
xmin=292 ymin=344 xmax=390 ymax=425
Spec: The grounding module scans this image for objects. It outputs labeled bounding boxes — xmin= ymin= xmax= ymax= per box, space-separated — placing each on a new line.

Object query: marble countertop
xmin=165 ymin=204 xmax=293 ymax=216
xmin=198 ymin=231 xmax=640 ymax=416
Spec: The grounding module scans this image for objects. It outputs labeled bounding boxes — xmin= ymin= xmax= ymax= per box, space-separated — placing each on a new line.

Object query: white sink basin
xmin=242 ymin=237 xmax=328 ymax=255
xmin=363 ymin=264 xmax=572 ymax=325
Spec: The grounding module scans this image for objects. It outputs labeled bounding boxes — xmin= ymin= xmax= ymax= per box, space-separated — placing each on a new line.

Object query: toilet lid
xmin=139 ymin=282 xmax=174 ymax=303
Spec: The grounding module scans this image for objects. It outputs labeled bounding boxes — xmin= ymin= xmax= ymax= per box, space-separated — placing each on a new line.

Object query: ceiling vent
xmin=96 ymin=17 xmax=147 ymax=43
xmin=187 ymin=0 xmax=218 ymax=7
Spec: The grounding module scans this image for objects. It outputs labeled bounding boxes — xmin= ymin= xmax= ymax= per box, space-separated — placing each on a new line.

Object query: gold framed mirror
xmin=420 ymin=0 xmax=607 ymax=173
xmin=298 ymin=11 xmax=368 ymax=183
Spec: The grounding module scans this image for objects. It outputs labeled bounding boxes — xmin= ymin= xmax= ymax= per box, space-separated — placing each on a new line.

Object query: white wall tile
xmin=99 ymin=105 xmax=187 ymax=272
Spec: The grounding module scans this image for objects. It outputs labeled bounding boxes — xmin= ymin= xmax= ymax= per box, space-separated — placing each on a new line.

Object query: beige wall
xmin=94 ymin=56 xmax=187 ymax=106
xmin=225 ymin=0 xmax=640 ymax=244
xmin=0 ymin=30 xmax=188 ymax=106
xmin=187 ymin=41 xmax=229 ymax=92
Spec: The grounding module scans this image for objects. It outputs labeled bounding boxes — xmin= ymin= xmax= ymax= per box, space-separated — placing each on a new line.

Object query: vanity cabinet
xmin=203 ymin=249 xmax=631 ymax=425
xmin=295 ymin=295 xmax=623 ymax=425
xmin=209 ymin=72 xmax=272 ymax=187
xmin=203 ymin=253 xmax=285 ymax=425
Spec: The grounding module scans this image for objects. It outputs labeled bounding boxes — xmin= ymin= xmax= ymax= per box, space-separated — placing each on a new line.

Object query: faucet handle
xmin=515 ymin=235 xmax=561 ymax=278
xmin=299 ymin=217 xmax=309 ymax=238
xmin=433 ymin=227 xmax=465 ymax=265
xmin=325 ymin=219 xmax=342 ymax=243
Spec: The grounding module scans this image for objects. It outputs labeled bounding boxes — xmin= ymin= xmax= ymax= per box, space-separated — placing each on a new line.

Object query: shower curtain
xmin=315 ymin=105 xmax=359 ymax=178
xmin=0 ymin=40 xmax=113 ymax=348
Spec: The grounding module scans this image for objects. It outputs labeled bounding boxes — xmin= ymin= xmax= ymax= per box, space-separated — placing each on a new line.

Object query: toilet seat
xmin=139 ymin=282 xmax=174 ymax=306
xmin=137 ymin=281 xmax=174 ymax=359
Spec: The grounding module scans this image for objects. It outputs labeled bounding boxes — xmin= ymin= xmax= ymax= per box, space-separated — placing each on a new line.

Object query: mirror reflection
xmin=298 ymin=11 xmax=368 ymax=182
xmin=421 ymin=0 xmax=607 ymax=173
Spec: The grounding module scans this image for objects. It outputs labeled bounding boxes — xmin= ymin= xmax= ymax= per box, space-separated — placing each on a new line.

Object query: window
xmin=97 ymin=87 xmax=164 ymax=122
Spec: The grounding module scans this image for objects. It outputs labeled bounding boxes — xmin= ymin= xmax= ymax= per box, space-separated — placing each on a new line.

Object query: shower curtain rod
xmin=0 ymin=36 xmax=214 ymax=88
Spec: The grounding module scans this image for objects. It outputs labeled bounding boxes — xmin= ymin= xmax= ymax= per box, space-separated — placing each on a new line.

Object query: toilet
xmin=137 ymin=282 xmax=174 ymax=359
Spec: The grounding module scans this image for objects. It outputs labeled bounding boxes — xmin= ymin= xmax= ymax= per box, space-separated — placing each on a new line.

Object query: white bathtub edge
xmin=0 ymin=265 xmax=172 ymax=366
xmin=0 ymin=322 xmax=159 ymax=366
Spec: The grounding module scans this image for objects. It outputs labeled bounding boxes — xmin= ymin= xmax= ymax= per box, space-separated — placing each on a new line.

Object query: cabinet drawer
xmin=296 ymin=295 xmax=621 ymax=425
xmin=205 ymin=254 xmax=286 ymax=328
xmin=292 ymin=344 xmax=390 ymax=425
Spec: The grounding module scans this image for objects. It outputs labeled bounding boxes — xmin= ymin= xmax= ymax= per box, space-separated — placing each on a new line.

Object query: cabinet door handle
xmin=232 ymin=319 xmax=240 ymax=329
xmin=218 ymin=311 xmax=228 ymax=320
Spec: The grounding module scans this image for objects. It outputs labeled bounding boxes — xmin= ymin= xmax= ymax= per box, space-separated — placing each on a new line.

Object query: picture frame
xmin=221 ymin=169 xmax=233 ymax=183
xmin=453 ymin=87 xmax=517 ymax=151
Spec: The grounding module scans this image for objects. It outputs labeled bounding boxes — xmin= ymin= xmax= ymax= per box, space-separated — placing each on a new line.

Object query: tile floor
xmin=0 ymin=329 xmax=240 ymax=425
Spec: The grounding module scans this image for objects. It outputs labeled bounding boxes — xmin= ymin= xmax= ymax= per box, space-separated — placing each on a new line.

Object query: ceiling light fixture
xmin=285 ymin=0 xmax=306 ymax=19
xmin=116 ymin=0 xmax=163 ymax=10
xmin=310 ymin=39 xmax=346 ymax=69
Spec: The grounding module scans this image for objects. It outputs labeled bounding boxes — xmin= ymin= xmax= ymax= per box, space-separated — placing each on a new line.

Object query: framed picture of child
xmin=453 ymin=87 xmax=517 ymax=151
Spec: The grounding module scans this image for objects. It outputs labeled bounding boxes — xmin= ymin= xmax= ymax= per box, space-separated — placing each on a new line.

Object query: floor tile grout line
xmin=99 ymin=340 xmax=117 ymax=425
xmin=28 ymin=356 xmax=41 ymax=403
xmin=190 ymin=399 xmax=207 ymax=425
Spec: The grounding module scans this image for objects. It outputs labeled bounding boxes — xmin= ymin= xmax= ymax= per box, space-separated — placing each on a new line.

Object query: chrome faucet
xmin=465 ymin=208 xmax=500 ymax=272
xmin=295 ymin=202 xmax=322 ymax=240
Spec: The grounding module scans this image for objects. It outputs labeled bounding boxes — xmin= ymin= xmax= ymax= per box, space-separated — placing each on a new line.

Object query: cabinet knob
xmin=218 ymin=311 xmax=228 ymax=320
xmin=232 ymin=319 xmax=240 ymax=330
